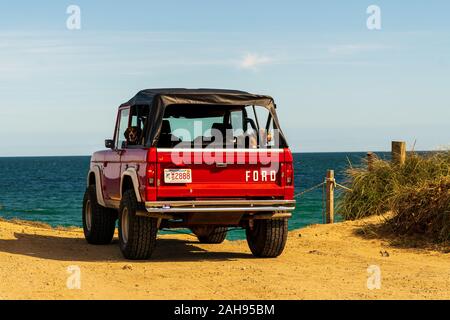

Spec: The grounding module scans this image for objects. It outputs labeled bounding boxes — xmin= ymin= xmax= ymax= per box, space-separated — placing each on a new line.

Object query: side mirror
xmin=105 ymin=139 xmax=114 ymax=149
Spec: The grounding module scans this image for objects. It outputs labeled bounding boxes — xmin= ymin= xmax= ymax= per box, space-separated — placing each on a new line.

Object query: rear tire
xmin=82 ymin=185 xmax=117 ymax=245
xmin=246 ymin=218 xmax=288 ymax=258
xmin=118 ymin=190 xmax=158 ymax=260
xmin=195 ymin=226 xmax=228 ymax=244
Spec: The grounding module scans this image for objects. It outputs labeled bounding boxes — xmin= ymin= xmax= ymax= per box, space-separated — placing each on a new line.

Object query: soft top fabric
xmin=119 ymin=88 xmax=286 ymax=147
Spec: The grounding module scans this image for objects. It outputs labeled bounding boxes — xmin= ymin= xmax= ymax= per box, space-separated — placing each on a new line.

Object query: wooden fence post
xmin=392 ymin=141 xmax=406 ymax=165
xmin=326 ymin=170 xmax=335 ymax=224
xmin=367 ymin=152 xmax=375 ymax=171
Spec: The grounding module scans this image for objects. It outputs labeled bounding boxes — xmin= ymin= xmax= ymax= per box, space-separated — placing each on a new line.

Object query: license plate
xmin=164 ymin=169 xmax=192 ymax=184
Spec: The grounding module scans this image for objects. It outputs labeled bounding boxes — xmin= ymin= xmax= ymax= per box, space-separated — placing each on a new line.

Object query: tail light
xmin=146 ymin=147 xmax=157 ymax=187
xmin=146 ymin=148 xmax=158 ymax=202
xmin=284 ymin=149 xmax=294 ymax=186
xmin=147 ymin=163 xmax=156 ymax=186
xmin=286 ymin=163 xmax=294 ymax=186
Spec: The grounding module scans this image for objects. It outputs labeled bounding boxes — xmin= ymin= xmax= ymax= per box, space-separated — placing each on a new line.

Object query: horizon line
xmin=0 ymin=149 xmax=436 ymax=158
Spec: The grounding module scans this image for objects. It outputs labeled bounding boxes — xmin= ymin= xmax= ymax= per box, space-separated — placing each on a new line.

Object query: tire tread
xmin=82 ymin=186 xmax=116 ymax=245
xmin=246 ymin=218 xmax=288 ymax=258
xmin=119 ymin=190 xmax=158 ymax=260
xmin=197 ymin=227 xmax=228 ymax=244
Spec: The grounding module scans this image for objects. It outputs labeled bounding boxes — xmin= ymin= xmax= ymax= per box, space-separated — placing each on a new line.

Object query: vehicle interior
xmin=121 ymin=105 xmax=150 ymax=148
xmin=157 ymin=104 xmax=279 ymax=149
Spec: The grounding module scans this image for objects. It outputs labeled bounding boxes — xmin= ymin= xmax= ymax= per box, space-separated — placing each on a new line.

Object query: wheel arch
xmin=120 ymin=168 xmax=143 ymax=203
xmin=88 ymin=171 xmax=96 ymax=186
xmin=86 ymin=166 xmax=106 ymax=207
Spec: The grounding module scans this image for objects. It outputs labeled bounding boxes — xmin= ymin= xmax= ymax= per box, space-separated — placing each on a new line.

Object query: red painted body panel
xmin=155 ymin=150 xmax=285 ymax=199
xmin=91 ymin=99 xmax=295 ymax=205
xmin=120 ymin=148 xmax=149 ymax=201
xmin=92 ymin=147 xmax=295 ymax=203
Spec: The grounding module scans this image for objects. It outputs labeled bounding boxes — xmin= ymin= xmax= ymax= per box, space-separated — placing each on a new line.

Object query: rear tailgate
xmin=156 ymin=149 xmax=285 ymax=199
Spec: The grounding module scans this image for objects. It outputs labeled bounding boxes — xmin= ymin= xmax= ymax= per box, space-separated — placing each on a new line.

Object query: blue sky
xmin=0 ymin=1 xmax=449 ymax=155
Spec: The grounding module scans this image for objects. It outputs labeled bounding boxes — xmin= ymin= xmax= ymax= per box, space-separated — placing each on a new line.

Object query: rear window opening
xmin=157 ymin=104 xmax=282 ymax=149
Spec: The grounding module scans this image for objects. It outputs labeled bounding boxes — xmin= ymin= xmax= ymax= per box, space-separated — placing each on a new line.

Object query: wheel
xmin=246 ymin=218 xmax=288 ymax=258
xmin=82 ymin=185 xmax=117 ymax=245
xmin=118 ymin=190 xmax=158 ymax=260
xmin=193 ymin=226 xmax=228 ymax=244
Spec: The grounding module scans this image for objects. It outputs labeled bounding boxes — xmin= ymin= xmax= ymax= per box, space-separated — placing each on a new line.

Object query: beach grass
xmin=338 ymin=151 xmax=450 ymax=244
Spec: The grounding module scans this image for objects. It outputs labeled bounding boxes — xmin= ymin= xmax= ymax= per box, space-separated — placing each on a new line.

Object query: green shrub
xmin=338 ymin=158 xmax=395 ymax=220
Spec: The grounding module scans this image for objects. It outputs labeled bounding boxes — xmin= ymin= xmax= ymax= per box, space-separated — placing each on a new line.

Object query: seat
xmin=158 ymin=120 xmax=175 ymax=148
xmin=210 ymin=123 xmax=233 ymax=147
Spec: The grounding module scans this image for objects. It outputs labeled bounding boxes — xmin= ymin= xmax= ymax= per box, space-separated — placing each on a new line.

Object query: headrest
xmin=211 ymin=123 xmax=225 ymax=132
xmin=161 ymin=120 xmax=171 ymax=134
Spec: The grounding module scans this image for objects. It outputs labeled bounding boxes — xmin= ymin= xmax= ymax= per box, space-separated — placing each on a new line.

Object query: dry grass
xmin=338 ymin=151 xmax=450 ymax=245
xmin=390 ymin=177 xmax=450 ymax=243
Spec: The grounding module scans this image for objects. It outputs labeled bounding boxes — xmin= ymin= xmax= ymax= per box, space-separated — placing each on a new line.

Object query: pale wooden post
xmin=326 ymin=170 xmax=335 ymax=224
xmin=392 ymin=141 xmax=406 ymax=165
xmin=367 ymin=152 xmax=375 ymax=171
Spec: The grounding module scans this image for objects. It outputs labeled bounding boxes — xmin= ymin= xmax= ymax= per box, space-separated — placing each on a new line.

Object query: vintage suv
xmin=83 ymin=89 xmax=295 ymax=260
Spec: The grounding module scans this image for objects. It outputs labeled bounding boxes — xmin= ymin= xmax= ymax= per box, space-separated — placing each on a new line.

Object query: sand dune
xmin=0 ymin=217 xmax=448 ymax=300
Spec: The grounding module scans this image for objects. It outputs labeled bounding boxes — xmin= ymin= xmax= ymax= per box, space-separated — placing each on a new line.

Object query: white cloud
xmin=239 ymin=53 xmax=273 ymax=69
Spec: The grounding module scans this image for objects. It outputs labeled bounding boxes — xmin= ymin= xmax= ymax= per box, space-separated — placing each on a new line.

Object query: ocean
xmin=0 ymin=153 xmax=387 ymax=240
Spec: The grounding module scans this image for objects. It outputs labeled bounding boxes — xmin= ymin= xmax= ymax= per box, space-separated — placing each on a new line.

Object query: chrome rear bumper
xmin=144 ymin=199 xmax=296 ymax=214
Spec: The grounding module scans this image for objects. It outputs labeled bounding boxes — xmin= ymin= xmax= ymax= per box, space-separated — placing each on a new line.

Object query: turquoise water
xmin=0 ymin=153 xmax=385 ymax=239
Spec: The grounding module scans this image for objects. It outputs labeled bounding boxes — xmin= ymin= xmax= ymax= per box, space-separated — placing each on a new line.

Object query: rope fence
xmin=293 ymin=181 xmax=325 ymax=198
xmin=335 ymin=183 xmax=353 ymax=192
xmin=293 ymin=170 xmax=353 ymax=224
xmin=294 ymin=179 xmax=352 ymax=199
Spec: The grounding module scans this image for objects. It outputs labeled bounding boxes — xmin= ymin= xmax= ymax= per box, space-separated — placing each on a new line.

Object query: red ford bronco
xmin=83 ymin=89 xmax=295 ymax=260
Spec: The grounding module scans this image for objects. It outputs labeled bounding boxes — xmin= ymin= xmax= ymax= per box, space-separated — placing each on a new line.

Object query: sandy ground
xmin=0 ymin=217 xmax=449 ymax=300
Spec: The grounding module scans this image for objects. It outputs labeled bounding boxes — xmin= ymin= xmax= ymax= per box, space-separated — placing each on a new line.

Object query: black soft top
xmin=121 ymin=88 xmax=276 ymax=109
xmin=120 ymin=88 xmax=286 ymax=147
